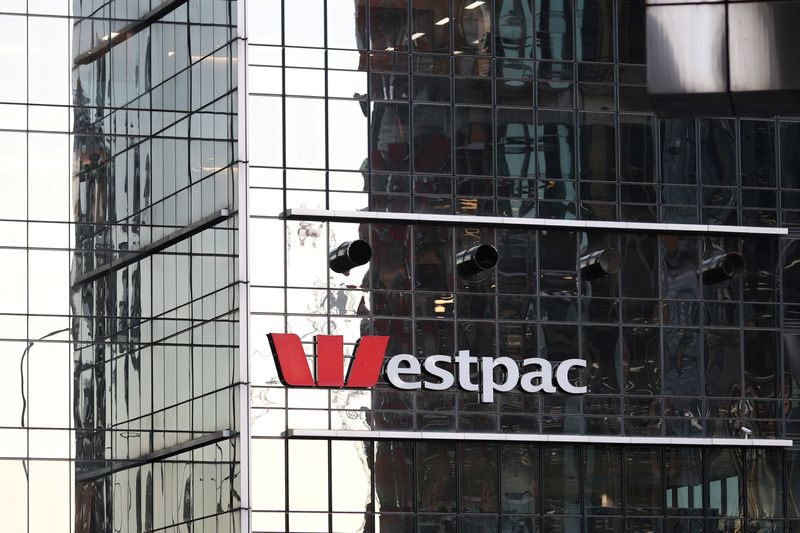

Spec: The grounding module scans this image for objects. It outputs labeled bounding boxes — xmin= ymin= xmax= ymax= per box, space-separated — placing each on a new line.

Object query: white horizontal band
xmin=284 ymin=429 xmax=793 ymax=448
xmin=282 ymin=209 xmax=788 ymax=236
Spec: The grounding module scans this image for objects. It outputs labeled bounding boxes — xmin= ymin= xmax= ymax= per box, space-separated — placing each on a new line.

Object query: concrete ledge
xmin=283 ymin=429 xmax=793 ymax=447
xmin=281 ymin=209 xmax=789 ymax=237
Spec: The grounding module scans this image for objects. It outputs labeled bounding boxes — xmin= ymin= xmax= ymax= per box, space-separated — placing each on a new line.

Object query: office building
xmin=2 ymin=0 xmax=800 ymax=531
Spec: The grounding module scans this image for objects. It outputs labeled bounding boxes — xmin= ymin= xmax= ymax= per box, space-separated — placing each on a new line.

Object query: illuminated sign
xmin=268 ymin=333 xmax=587 ymax=403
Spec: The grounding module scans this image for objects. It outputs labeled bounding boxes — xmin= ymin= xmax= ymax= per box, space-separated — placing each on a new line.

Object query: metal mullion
xmin=280 ymin=1 xmax=291 ymax=531
xmin=328 ymin=438 xmax=334 ymax=532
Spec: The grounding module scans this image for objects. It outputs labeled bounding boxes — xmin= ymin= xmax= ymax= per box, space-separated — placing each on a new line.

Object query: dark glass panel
xmin=538 ymin=110 xmax=576 ymax=181
xmin=540 ymin=324 xmax=579 ymax=362
xmin=746 ymin=448 xmax=783 ymax=519
xmin=415 ymin=320 xmax=455 ymax=357
xmin=576 ymin=0 xmax=613 ymax=62
xmin=371 ymin=102 xmax=410 ymax=172
xmin=457 ymin=321 xmax=496 ymax=361
xmin=788 ymin=451 xmax=800 ymax=518
xmin=417 ymin=442 xmax=457 ymax=513
xmin=460 ymin=443 xmax=499 ymax=512
xmin=542 ymin=516 xmax=582 ymax=532
xmin=706 ymin=448 xmax=743 ymax=518
xmin=374 ymin=441 xmax=414 ymax=512
xmin=413 ymin=104 xmax=452 ymax=173
xmin=665 ymin=447 xmax=704 ymax=516
xmin=373 ymin=318 xmax=413 ymax=355
xmin=582 ymin=325 xmax=621 ymax=394
xmin=744 ymin=330 xmax=779 ymax=399
xmin=370 ymin=0 xmax=409 ymax=51
xmin=419 ymin=514 xmax=457 ymax=533
xmin=412 ymin=0 xmax=450 ymax=54
xmin=376 ymin=514 xmax=415 ymax=532
xmin=496 ymin=229 xmax=536 ymax=294
xmin=496 ymin=0 xmax=534 ymax=63
xmin=621 ymin=234 xmax=659 ymax=299
xmin=541 ymin=445 xmax=581 ymax=515
xmin=414 ymin=225 xmax=453 ymax=291
xmin=587 ymin=517 xmax=623 ymax=532
xmin=624 ymin=326 xmax=661 ymax=396
xmin=620 ymin=115 xmax=656 ymax=183
xmin=461 ymin=515 xmax=500 ymax=532
xmin=371 ymin=223 xmax=412 ymax=291
xmin=578 ymin=83 xmax=613 ymax=111
xmin=618 ymin=0 xmax=646 ymax=64
xmin=535 ymin=0 xmax=573 ymax=61
xmin=417 ymin=412 xmax=458 ymax=431
xmin=499 ymin=322 xmax=537 ymax=358
xmin=578 ymin=113 xmax=616 ymax=182
xmin=742 ymin=237 xmax=778 ymax=303
xmin=704 ymin=329 xmax=742 ymax=399
xmin=498 ymin=296 xmax=538 ymax=321
xmin=455 ymin=106 xmax=493 ymax=176
xmin=700 ymin=118 xmax=737 ymax=187
xmin=538 ymin=80 xmax=574 ymax=110
xmin=625 ymin=447 xmax=663 ymax=516
xmin=501 ymin=444 xmax=539 ymax=514
xmin=663 ymin=328 xmax=703 ymax=398
xmin=584 ymin=445 xmax=622 ymax=514
xmin=661 ymin=235 xmax=699 ymax=301
xmin=496 ymin=79 xmax=534 ymax=106
xmin=626 ymin=518 xmax=663 ymax=533
xmin=665 ymin=518 xmax=704 ymax=532
xmin=502 ymin=516 xmax=539 ymax=533
xmin=538 ymin=230 xmax=576 ymax=271
xmin=413 ymin=75 xmax=452 ymax=102
xmin=497 ymin=107 xmax=536 ymax=178
xmin=786 ymin=334 xmax=800 ymax=400
xmin=740 ymin=120 xmax=776 ymax=188
xmin=454 ymin=0 xmax=493 ymax=57
xmin=781 ymin=121 xmax=800 ymax=189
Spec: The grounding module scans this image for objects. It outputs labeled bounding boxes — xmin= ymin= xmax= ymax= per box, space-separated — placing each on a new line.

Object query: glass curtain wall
xmin=246 ymin=0 xmax=800 ymax=531
xmin=72 ymin=0 xmax=243 ymax=532
xmin=0 ymin=1 xmax=72 ymax=532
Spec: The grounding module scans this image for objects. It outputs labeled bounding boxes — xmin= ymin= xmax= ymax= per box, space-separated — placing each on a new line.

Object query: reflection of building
xmin=246 ymin=0 xmax=800 ymax=530
xmin=4 ymin=0 xmax=797 ymax=531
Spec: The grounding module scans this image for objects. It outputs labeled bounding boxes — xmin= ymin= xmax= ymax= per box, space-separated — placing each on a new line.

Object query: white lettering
xmin=383 ymin=352 xmax=588 ymax=399
xmin=454 ymin=350 xmax=479 ymax=391
xmin=480 ymin=356 xmax=520 ymax=403
xmin=386 ymin=354 xmax=422 ymax=390
xmin=520 ymin=358 xmax=556 ymax=393
xmin=555 ymin=359 xmax=587 ymax=394
xmin=423 ymin=355 xmax=455 ymax=390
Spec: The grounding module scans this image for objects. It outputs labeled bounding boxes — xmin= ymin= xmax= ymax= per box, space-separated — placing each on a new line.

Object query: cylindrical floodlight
xmin=702 ymin=252 xmax=745 ymax=285
xmin=580 ymin=249 xmax=623 ymax=281
xmin=329 ymin=240 xmax=372 ymax=274
xmin=456 ymin=244 xmax=499 ymax=277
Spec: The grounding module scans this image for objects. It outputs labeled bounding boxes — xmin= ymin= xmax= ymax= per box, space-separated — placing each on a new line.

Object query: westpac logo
xmin=268 ymin=333 xmax=389 ymax=388
xmin=268 ymin=333 xmax=587 ymax=402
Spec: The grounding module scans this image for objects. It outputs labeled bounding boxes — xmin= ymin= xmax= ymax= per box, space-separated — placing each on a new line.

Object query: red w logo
xmin=267 ymin=333 xmax=389 ymax=388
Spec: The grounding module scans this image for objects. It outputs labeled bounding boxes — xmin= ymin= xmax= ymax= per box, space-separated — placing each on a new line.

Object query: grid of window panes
xmin=252 ymin=439 xmax=800 ymax=532
xmin=251 ymin=222 xmax=795 ymax=438
xmin=72 ymin=1 xmax=243 ymax=532
xmin=245 ymin=0 xmax=800 ymax=531
xmin=0 ymin=1 xmax=75 ymax=531
xmin=247 ymin=0 xmax=800 ymax=228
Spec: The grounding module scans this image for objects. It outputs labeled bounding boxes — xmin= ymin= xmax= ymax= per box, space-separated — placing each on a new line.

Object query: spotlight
xmin=329 ymin=240 xmax=372 ymax=274
xmin=457 ymin=244 xmax=498 ymax=277
xmin=702 ymin=252 xmax=744 ymax=285
xmin=580 ymin=249 xmax=623 ymax=281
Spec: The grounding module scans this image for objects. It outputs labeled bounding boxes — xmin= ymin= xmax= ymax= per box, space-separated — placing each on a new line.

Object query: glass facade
xmin=246 ymin=0 xmax=800 ymax=531
xmin=4 ymin=0 xmax=800 ymax=531
xmin=71 ymin=0 xmax=244 ymax=531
